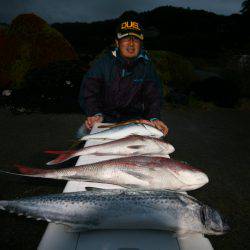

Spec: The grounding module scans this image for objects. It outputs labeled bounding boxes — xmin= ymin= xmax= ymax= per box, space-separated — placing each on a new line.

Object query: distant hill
xmin=51 ymin=5 xmax=250 ymax=58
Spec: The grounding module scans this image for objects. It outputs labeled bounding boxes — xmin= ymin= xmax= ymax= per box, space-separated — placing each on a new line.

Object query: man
xmin=79 ymin=18 xmax=168 ymax=135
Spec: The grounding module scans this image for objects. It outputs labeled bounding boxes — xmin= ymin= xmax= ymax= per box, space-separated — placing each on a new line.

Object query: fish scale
xmin=4 ymin=156 xmax=209 ymax=191
xmin=46 ymin=135 xmax=174 ymax=165
xmin=0 ymin=189 xmax=229 ymax=235
xmin=80 ymin=123 xmax=164 ymax=141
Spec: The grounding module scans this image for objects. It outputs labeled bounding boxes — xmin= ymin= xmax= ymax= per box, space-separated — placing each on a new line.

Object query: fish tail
xmin=0 ymin=200 xmax=9 ymax=210
xmin=0 ymin=165 xmax=48 ymax=178
xmin=44 ymin=150 xmax=70 ymax=155
xmin=46 ymin=150 xmax=77 ymax=165
xmin=15 ymin=164 xmax=48 ymax=175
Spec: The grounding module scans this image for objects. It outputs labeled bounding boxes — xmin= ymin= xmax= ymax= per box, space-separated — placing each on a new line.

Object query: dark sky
xmin=0 ymin=0 xmax=245 ymax=24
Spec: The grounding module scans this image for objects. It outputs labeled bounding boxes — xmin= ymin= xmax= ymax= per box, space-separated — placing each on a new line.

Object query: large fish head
xmin=167 ymin=161 xmax=209 ymax=190
xmin=201 ymin=205 xmax=230 ymax=235
xmin=141 ymin=124 xmax=164 ymax=138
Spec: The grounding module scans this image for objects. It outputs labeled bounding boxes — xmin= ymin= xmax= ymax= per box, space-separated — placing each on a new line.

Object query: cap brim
xmin=117 ymin=32 xmax=144 ymax=40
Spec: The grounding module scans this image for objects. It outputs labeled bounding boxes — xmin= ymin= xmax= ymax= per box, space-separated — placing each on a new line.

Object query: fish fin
xmin=0 ymin=169 xmax=21 ymax=177
xmin=82 ymin=138 xmax=114 ymax=142
xmin=0 ymin=200 xmax=8 ymax=210
xmin=97 ymin=124 xmax=114 ymax=128
xmin=0 ymin=166 xmax=45 ymax=178
xmin=63 ymin=223 xmax=90 ymax=232
xmin=98 ymin=120 xmax=142 ymax=129
xmin=44 ymin=150 xmax=70 ymax=155
xmin=143 ymin=153 xmax=170 ymax=158
xmin=46 ymin=150 xmax=77 ymax=165
xmin=97 ymin=122 xmax=131 ymax=129
xmin=122 ymin=184 xmax=140 ymax=189
xmin=15 ymin=164 xmax=48 ymax=175
xmin=127 ymin=145 xmax=145 ymax=149
xmin=85 ymin=187 xmax=106 ymax=191
xmin=172 ymin=231 xmax=197 ymax=238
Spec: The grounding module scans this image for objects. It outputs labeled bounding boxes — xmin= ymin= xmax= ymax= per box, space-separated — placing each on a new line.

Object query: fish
xmin=80 ymin=123 xmax=164 ymax=141
xmin=4 ymin=156 xmax=209 ymax=191
xmin=0 ymin=189 xmax=229 ymax=235
xmin=45 ymin=135 xmax=175 ymax=165
xmin=97 ymin=119 xmax=153 ymax=129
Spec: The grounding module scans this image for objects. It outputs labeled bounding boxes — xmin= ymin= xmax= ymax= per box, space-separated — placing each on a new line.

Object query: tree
xmin=241 ymin=0 xmax=250 ymax=15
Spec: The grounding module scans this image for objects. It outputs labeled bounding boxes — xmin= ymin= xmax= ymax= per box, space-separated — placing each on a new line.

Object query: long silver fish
xmin=8 ymin=156 xmax=209 ymax=191
xmin=97 ymin=119 xmax=153 ymax=129
xmin=0 ymin=189 xmax=229 ymax=235
xmin=46 ymin=135 xmax=175 ymax=165
xmin=80 ymin=123 xmax=164 ymax=141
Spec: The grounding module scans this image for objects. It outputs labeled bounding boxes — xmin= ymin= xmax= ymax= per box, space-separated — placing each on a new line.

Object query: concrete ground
xmin=0 ymin=107 xmax=249 ymax=250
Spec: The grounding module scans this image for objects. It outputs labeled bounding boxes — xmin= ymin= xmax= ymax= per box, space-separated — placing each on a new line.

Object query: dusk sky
xmin=0 ymin=0 xmax=245 ymax=24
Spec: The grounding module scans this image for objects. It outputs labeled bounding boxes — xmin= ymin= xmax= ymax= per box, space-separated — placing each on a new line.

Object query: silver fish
xmin=10 ymin=156 xmax=208 ymax=191
xmin=0 ymin=189 xmax=229 ymax=235
xmin=97 ymin=119 xmax=154 ymax=129
xmin=80 ymin=123 xmax=164 ymax=141
xmin=46 ymin=135 xmax=175 ymax=165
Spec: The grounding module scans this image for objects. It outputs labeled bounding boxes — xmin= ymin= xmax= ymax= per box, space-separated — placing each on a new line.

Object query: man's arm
xmin=79 ymin=60 xmax=105 ymax=129
xmin=143 ymin=63 xmax=168 ymax=135
xmin=143 ymin=62 xmax=163 ymax=119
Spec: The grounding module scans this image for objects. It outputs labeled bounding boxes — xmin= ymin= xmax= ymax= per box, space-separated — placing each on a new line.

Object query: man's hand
xmin=150 ymin=119 xmax=169 ymax=136
xmin=85 ymin=115 xmax=103 ymax=130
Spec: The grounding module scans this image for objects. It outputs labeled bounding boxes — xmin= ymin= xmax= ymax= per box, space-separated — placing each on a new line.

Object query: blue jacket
xmin=79 ymin=48 xmax=163 ymax=122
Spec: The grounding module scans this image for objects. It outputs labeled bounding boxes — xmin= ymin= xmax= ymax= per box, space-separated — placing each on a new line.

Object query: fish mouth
xmin=160 ymin=143 xmax=175 ymax=154
xmin=222 ymin=220 xmax=230 ymax=233
xmin=201 ymin=205 xmax=230 ymax=234
xmin=193 ymin=173 xmax=209 ymax=186
xmin=218 ymin=214 xmax=230 ymax=233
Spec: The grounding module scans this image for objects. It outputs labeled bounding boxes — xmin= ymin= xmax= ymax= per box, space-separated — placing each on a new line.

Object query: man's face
xmin=116 ymin=36 xmax=142 ymax=59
